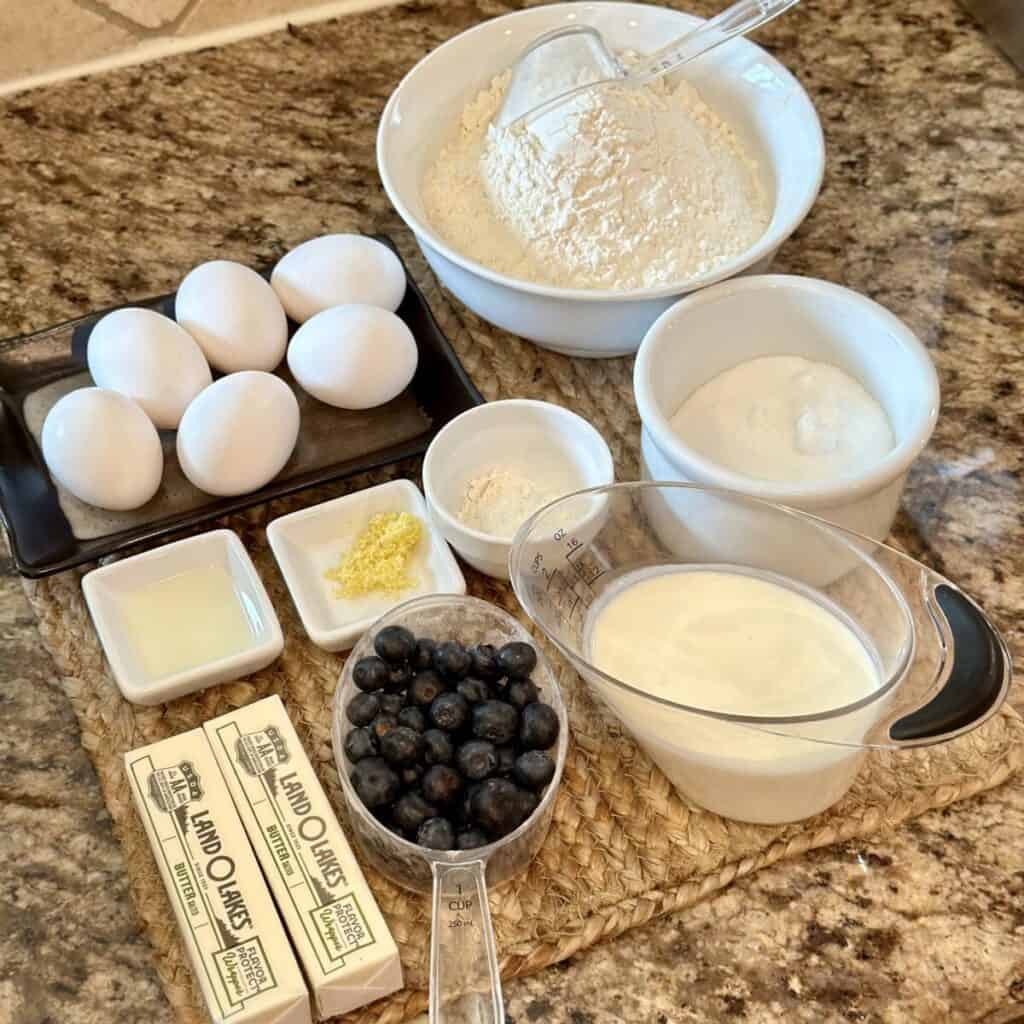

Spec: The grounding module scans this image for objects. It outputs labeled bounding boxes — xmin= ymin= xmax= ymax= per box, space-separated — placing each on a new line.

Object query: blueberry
xmin=417 ymin=817 xmax=456 ymax=850
xmin=498 ymin=641 xmax=537 ymax=679
xmin=409 ymin=669 xmax=447 ymax=707
xmin=353 ymin=656 xmax=389 ymax=692
xmin=516 ymin=787 xmax=540 ymax=822
xmin=346 ymin=692 xmax=380 ymax=727
xmin=456 ymin=678 xmax=490 ymax=704
xmin=397 ymin=706 xmax=427 ymax=733
xmin=401 ymin=764 xmax=424 ymax=788
xmin=422 ymin=764 xmax=463 ymax=805
xmin=369 ymin=713 xmax=398 ymax=740
xmin=351 ymin=757 xmax=400 ymax=809
xmin=379 ymin=726 xmax=423 ymax=766
xmin=422 ymin=729 xmax=454 ymax=766
xmin=458 ymin=782 xmax=482 ymax=826
xmin=513 ymin=750 xmax=555 ymax=790
xmin=456 ymin=828 xmax=490 ymax=851
xmin=412 ymin=637 xmax=436 ymax=671
xmin=471 ymin=700 xmax=519 ymax=745
xmin=456 ymin=740 xmax=498 ymax=781
xmin=519 ymin=703 xmax=560 ymax=750
xmin=343 ymin=727 xmax=378 ymax=763
xmin=469 ymin=643 xmax=502 ymax=682
xmin=507 ymin=679 xmax=540 ymax=709
xmin=430 ymin=692 xmax=469 ymax=732
xmin=470 ymin=778 xmax=530 ymax=838
xmin=433 ymin=641 xmax=472 ymax=680
xmin=393 ymin=792 xmax=437 ymax=834
xmin=495 ymin=744 xmax=517 ymax=776
xmin=386 ymin=663 xmax=413 ymax=693
xmin=378 ymin=693 xmax=405 ymax=718
xmin=374 ymin=625 xmax=416 ymax=664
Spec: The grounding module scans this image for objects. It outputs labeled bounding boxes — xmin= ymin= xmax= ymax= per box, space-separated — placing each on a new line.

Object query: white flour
xmin=423 ymin=72 xmax=770 ymax=291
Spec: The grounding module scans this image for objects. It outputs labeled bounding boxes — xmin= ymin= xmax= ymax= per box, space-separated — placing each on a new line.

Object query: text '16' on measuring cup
xmin=508 ymin=482 xmax=1010 ymax=826
xmin=332 ymin=595 xmax=569 ymax=1024
xmin=495 ymin=0 xmax=802 ymax=127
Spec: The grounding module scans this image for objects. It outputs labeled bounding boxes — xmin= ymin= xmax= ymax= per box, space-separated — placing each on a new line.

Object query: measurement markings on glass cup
xmin=448 ymin=883 xmax=475 ymax=929
xmin=558 ymin=530 xmax=605 ymax=587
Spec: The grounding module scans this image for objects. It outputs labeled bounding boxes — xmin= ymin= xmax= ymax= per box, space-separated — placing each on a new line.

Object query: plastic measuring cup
xmin=331 ymin=595 xmax=568 ymax=1023
xmin=509 ymin=482 xmax=1010 ymax=825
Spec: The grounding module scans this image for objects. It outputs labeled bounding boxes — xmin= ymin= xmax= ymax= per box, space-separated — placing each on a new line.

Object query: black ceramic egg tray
xmin=0 ymin=236 xmax=483 ymax=577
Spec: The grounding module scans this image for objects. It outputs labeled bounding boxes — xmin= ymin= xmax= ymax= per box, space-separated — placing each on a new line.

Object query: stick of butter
xmin=125 ymin=728 xmax=311 ymax=1024
xmin=204 ymin=696 xmax=403 ymax=1019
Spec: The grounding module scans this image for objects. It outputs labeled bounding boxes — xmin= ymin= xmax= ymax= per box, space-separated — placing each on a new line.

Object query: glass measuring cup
xmin=331 ymin=595 xmax=568 ymax=1023
xmin=509 ymin=482 xmax=1009 ymax=825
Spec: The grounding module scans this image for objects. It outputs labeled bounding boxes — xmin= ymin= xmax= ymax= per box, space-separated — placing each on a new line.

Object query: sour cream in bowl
xmin=633 ymin=275 xmax=939 ymax=562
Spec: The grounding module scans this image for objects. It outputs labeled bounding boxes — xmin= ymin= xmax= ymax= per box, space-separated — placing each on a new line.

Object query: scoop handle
xmin=635 ymin=0 xmax=802 ymax=80
xmin=889 ymin=582 xmax=1010 ymax=746
xmin=430 ymin=859 xmax=505 ymax=1024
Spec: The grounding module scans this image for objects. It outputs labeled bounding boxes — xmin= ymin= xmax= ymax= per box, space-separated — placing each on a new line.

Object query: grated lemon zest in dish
xmin=325 ymin=511 xmax=423 ymax=598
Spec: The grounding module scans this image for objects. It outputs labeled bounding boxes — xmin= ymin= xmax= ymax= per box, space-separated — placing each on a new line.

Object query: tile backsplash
xmin=0 ymin=0 xmax=388 ymax=92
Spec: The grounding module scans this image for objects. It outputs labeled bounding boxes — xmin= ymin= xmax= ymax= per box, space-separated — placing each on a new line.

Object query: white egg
xmin=41 ymin=388 xmax=163 ymax=511
xmin=271 ymin=235 xmax=406 ymax=323
xmin=175 ymin=260 xmax=288 ymax=373
xmin=86 ymin=307 xmax=212 ymax=429
xmin=287 ymin=305 xmax=418 ymax=410
xmin=176 ymin=371 xmax=299 ymax=496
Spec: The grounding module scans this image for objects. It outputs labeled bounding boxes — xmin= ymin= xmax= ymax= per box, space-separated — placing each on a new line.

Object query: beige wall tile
xmin=179 ymin=0 xmax=340 ymax=35
xmin=95 ymin=0 xmax=192 ymax=30
xmin=0 ymin=0 xmax=137 ymax=81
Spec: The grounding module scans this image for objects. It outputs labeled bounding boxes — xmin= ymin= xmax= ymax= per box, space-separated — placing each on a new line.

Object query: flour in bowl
xmin=423 ymin=71 xmax=770 ymax=291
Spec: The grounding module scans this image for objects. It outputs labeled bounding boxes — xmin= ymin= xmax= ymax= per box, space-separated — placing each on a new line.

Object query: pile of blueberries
xmin=343 ymin=624 xmax=560 ymax=851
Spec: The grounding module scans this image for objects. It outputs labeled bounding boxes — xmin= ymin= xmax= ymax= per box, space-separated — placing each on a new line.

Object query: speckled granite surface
xmin=0 ymin=0 xmax=1022 ymax=1021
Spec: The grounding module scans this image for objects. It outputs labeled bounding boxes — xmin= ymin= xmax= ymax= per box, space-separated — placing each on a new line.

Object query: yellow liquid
xmin=118 ymin=565 xmax=256 ymax=680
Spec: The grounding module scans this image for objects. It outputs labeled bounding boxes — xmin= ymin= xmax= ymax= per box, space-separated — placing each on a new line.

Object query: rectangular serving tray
xmin=0 ymin=236 xmax=483 ymax=578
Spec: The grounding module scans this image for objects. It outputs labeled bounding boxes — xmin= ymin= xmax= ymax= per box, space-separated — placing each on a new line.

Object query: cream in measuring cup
xmin=587 ymin=567 xmax=880 ymax=720
xmin=583 ymin=565 xmax=883 ymax=822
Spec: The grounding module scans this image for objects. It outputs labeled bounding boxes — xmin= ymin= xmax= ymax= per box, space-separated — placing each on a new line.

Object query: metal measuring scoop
xmin=332 ymin=595 xmax=569 ymax=1024
xmin=495 ymin=0 xmax=802 ymax=129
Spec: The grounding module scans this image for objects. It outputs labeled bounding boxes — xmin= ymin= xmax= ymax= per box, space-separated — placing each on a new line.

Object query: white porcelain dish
xmin=267 ymin=479 xmax=466 ymax=651
xmin=377 ymin=2 xmax=824 ymax=358
xmin=422 ymin=399 xmax=615 ymax=580
xmin=633 ymin=275 xmax=940 ymax=544
xmin=82 ymin=529 xmax=282 ymax=705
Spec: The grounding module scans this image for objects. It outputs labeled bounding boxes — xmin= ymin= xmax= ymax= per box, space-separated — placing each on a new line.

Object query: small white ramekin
xmin=423 ymin=400 xmax=615 ymax=580
xmin=633 ymin=275 xmax=940 ymax=540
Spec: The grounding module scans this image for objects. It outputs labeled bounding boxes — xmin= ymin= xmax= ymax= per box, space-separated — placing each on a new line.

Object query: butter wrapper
xmin=205 ymin=697 xmax=403 ymax=1019
xmin=125 ymin=728 xmax=311 ymax=1024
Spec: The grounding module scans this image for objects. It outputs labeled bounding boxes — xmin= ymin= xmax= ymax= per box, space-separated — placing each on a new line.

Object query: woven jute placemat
xmin=21 ymin=239 xmax=1024 ymax=1024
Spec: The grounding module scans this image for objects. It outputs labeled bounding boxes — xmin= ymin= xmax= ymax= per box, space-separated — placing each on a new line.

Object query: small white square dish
xmin=267 ymin=479 xmax=466 ymax=652
xmin=82 ymin=529 xmax=283 ymax=705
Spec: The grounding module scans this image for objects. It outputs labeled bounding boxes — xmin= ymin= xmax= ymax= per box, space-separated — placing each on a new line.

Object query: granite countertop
xmin=1 ymin=1 xmax=1023 ymax=1021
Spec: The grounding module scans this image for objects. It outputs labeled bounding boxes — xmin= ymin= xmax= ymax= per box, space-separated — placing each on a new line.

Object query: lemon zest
xmin=325 ymin=511 xmax=422 ymax=599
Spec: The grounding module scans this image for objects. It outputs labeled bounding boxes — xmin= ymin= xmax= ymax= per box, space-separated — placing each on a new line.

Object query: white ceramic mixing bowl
xmin=377 ymin=2 xmax=825 ymax=358
xmin=633 ymin=275 xmax=940 ymax=545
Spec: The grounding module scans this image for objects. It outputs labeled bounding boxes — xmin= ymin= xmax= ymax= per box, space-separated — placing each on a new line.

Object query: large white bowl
xmin=633 ymin=275 xmax=940 ymax=548
xmin=377 ymin=2 xmax=825 ymax=358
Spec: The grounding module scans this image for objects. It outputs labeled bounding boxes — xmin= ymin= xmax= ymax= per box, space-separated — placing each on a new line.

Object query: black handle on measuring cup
xmin=890 ymin=584 xmax=1009 ymax=743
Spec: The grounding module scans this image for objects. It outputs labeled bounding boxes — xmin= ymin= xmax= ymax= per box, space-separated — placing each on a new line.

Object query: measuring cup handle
xmin=429 ymin=859 xmax=505 ymax=1024
xmin=636 ymin=0 xmax=802 ymax=80
xmin=889 ymin=583 xmax=1010 ymax=746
